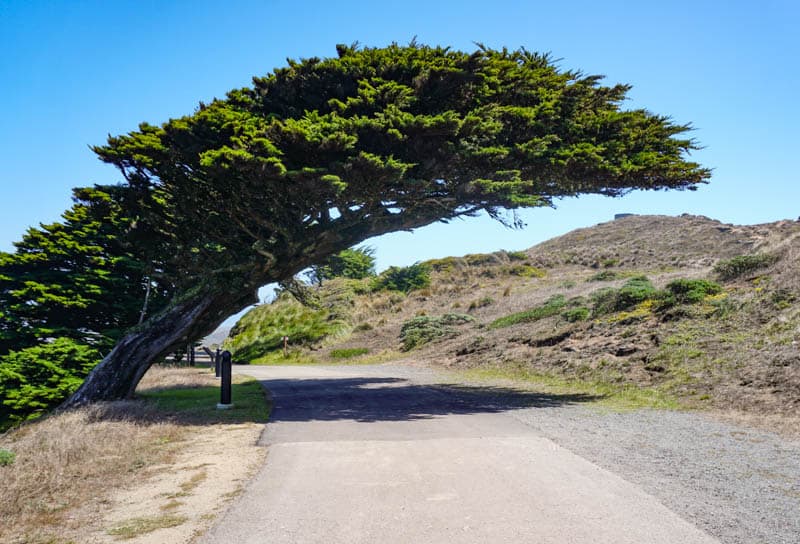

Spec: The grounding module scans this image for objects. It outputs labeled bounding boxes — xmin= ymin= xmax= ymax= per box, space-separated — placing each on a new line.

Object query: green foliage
xmin=713 ymin=254 xmax=777 ymax=280
xmin=506 ymin=251 xmax=528 ymax=261
xmin=591 ymin=276 xmax=659 ymax=315
xmin=225 ymin=295 xmax=345 ymax=363
xmin=400 ymin=314 xmax=474 ymax=351
xmin=0 ymin=448 xmax=15 ymax=466
xmin=489 ymin=295 xmax=567 ymax=329
xmin=330 ymin=347 xmax=370 ymax=359
xmin=93 ymin=42 xmax=709 ymax=313
xmin=562 ymin=307 xmax=591 ymax=322
xmin=0 ymin=187 xmax=173 ymax=356
xmin=0 ymin=338 xmax=100 ymax=430
xmin=308 ymin=246 xmax=376 ymax=284
xmin=664 ymin=279 xmax=722 ymax=304
xmin=373 ymin=263 xmax=431 ymax=293
xmin=588 ymin=270 xmax=620 ymax=282
xmin=505 ymin=264 xmax=546 ymax=278
xmin=426 ymin=257 xmax=461 ymax=273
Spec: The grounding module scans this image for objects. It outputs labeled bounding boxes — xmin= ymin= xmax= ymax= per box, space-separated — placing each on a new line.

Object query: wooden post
xmin=282 ymin=335 xmax=289 ymax=357
xmin=217 ymin=350 xmax=232 ymax=409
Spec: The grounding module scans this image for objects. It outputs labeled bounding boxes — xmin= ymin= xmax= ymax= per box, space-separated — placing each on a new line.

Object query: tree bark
xmin=62 ymin=284 xmax=257 ymax=408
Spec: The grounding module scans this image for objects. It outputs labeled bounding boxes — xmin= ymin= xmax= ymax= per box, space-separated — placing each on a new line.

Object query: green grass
xmin=139 ymin=376 xmax=270 ymax=423
xmin=249 ymin=350 xmax=319 ymax=365
xmin=330 ymin=347 xmax=370 ymax=359
xmin=0 ymin=448 xmax=16 ymax=466
xmin=107 ymin=514 xmax=188 ymax=539
xmin=489 ymin=295 xmax=566 ymax=328
xmin=459 ymin=366 xmax=682 ymax=411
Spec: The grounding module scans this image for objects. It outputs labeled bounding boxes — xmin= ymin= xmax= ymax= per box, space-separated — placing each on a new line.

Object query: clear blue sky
xmin=1 ymin=0 xmax=798 ymax=278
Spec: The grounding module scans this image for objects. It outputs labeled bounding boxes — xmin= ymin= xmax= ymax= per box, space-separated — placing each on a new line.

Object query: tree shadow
xmin=263 ymin=376 xmax=599 ymax=423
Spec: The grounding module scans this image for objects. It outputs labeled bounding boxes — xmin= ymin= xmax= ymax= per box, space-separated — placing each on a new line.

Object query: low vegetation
xmin=330 ymin=347 xmax=370 ymax=359
xmin=400 ymin=314 xmax=474 ymax=351
xmin=372 ymin=262 xmax=431 ymax=293
xmin=224 ymin=293 xmax=346 ymax=364
xmin=0 ymin=366 xmax=270 ymax=544
xmin=713 ymin=253 xmax=778 ymax=280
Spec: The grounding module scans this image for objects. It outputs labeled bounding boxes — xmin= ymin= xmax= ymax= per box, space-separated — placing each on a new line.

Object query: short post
xmin=217 ymin=350 xmax=233 ymax=409
xmin=282 ymin=335 xmax=289 ymax=357
xmin=214 ymin=347 xmax=221 ymax=378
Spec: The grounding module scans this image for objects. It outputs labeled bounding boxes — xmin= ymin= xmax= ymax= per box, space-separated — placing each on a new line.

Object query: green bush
xmin=505 ymin=264 xmax=546 ymax=278
xmin=562 ymin=307 xmax=590 ymax=322
xmin=308 ymin=246 xmax=376 ymax=284
xmin=330 ymin=347 xmax=370 ymax=359
xmin=489 ymin=295 xmax=566 ymax=329
xmin=665 ymin=279 xmax=722 ymax=304
xmin=225 ymin=296 xmax=345 ymax=363
xmin=506 ymin=251 xmax=528 ymax=261
xmin=713 ymin=254 xmax=777 ymax=281
xmin=400 ymin=314 xmax=474 ymax=351
xmin=590 ymin=276 xmax=660 ymax=315
xmin=587 ymin=270 xmax=619 ymax=282
xmin=0 ymin=448 xmax=16 ymax=466
xmin=0 ymin=338 xmax=100 ymax=430
xmin=373 ymin=263 xmax=431 ymax=293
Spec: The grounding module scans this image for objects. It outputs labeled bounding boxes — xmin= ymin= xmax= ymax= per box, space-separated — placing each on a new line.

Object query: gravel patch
xmin=509 ymin=406 xmax=800 ymax=544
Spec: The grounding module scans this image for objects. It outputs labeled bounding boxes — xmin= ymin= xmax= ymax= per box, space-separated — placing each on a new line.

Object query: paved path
xmin=200 ymin=365 xmax=718 ymax=543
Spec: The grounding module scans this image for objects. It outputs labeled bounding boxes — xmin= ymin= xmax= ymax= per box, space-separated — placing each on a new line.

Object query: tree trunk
xmin=62 ymin=285 xmax=257 ymax=408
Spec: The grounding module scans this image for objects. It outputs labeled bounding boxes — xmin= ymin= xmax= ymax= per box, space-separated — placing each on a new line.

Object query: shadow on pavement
xmin=263 ymin=376 xmax=599 ymax=423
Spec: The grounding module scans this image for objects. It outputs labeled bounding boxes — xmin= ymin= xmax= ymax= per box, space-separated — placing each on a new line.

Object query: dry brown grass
xmin=0 ymin=366 xmax=211 ymax=544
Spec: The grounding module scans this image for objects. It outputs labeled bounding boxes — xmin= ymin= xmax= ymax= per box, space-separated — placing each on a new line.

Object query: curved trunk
xmin=62 ymin=285 xmax=257 ymax=408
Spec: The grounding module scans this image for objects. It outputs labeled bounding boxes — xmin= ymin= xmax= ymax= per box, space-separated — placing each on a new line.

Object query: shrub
xmin=562 ymin=307 xmax=590 ymax=322
xmin=505 ymin=264 xmax=546 ymax=278
xmin=665 ymin=279 xmax=722 ymax=304
xmin=506 ymin=251 xmax=528 ymax=261
xmin=489 ymin=295 xmax=566 ymax=329
xmin=400 ymin=314 xmax=474 ymax=350
xmin=464 ymin=253 xmax=499 ymax=266
xmin=468 ymin=297 xmax=494 ymax=311
xmin=307 ymin=246 xmax=376 ymax=284
xmin=590 ymin=276 xmax=660 ymax=315
xmin=587 ymin=270 xmax=619 ymax=282
xmin=225 ymin=296 xmax=345 ymax=363
xmin=713 ymin=254 xmax=777 ymax=281
xmin=0 ymin=448 xmax=15 ymax=466
xmin=330 ymin=347 xmax=370 ymax=359
xmin=615 ymin=276 xmax=658 ymax=310
xmin=373 ymin=263 xmax=431 ymax=293
xmin=0 ymin=338 xmax=100 ymax=430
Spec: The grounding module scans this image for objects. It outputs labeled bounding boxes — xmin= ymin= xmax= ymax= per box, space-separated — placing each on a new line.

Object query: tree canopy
xmin=95 ymin=43 xmax=709 ymax=296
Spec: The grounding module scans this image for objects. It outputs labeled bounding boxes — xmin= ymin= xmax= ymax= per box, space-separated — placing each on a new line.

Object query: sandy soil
xmin=74 ymin=422 xmax=265 ymax=543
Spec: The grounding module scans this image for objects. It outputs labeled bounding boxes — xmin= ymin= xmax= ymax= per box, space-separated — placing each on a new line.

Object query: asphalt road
xmin=200 ymin=365 xmax=719 ymax=544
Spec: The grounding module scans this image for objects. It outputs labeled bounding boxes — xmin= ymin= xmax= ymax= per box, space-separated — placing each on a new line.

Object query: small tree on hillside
xmin=308 ymin=246 xmax=376 ymax=285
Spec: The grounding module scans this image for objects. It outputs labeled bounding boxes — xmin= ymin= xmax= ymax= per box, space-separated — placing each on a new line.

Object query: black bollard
xmin=217 ymin=350 xmax=233 ymax=409
xmin=214 ymin=347 xmax=221 ymax=378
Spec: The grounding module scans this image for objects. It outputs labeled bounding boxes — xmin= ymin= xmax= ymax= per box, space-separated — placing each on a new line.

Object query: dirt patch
xmin=77 ymin=422 xmax=265 ymax=543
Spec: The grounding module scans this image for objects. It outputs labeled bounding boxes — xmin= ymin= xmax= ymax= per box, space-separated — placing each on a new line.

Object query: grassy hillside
xmin=226 ymin=214 xmax=800 ymax=416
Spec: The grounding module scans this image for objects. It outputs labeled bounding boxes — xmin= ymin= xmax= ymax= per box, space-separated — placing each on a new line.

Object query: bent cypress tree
xmin=64 ymin=43 xmax=710 ymax=406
